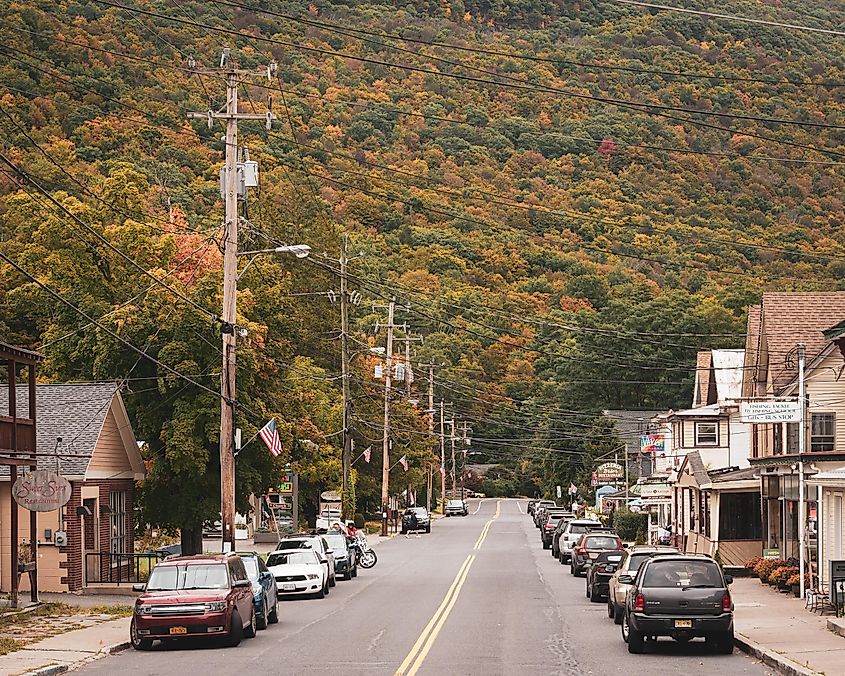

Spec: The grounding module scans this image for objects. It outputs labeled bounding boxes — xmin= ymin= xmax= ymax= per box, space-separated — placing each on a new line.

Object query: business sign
xmin=640 ymin=434 xmax=665 ymax=454
xmin=763 ymin=548 xmax=781 ymax=560
xmin=13 ymin=470 xmax=72 ymax=512
xmin=739 ymin=401 xmax=801 ymax=424
xmin=640 ymin=483 xmax=671 ymax=499
xmin=595 ymin=462 xmax=624 ymax=485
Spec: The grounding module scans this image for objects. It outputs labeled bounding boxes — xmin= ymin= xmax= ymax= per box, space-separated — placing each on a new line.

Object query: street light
xmin=236 ymin=244 xmax=312 ymax=278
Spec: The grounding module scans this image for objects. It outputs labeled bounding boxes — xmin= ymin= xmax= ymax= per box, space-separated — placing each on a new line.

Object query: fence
xmin=85 ymin=551 xmax=165 ymax=585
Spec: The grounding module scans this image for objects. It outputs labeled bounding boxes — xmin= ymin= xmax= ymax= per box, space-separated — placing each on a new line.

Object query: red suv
xmin=130 ymin=554 xmax=256 ymax=650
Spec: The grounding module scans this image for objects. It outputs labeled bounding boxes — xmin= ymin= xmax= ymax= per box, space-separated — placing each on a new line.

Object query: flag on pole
xmin=259 ymin=419 xmax=282 ymax=457
xmin=399 ymin=455 xmax=409 ymax=471
xmin=568 ymin=482 xmax=577 ymax=496
xmin=439 ymin=466 xmax=446 ymax=478
xmin=363 ymin=446 xmax=372 ymax=463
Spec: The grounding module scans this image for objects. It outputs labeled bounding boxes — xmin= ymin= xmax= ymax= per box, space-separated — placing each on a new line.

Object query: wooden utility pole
xmin=439 ymin=400 xmax=446 ymax=513
xmin=380 ymin=300 xmax=396 ymax=536
xmin=187 ymin=51 xmax=275 ymax=554
xmin=460 ymin=421 xmax=471 ymax=500
xmin=449 ymin=419 xmax=456 ymax=499
xmin=427 ymin=365 xmax=435 ymax=513
xmin=340 ymin=235 xmax=352 ymax=518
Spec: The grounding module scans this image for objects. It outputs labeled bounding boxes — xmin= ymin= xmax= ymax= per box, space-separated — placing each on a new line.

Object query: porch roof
xmin=669 ymin=404 xmax=721 ymax=418
xmin=807 ymin=470 xmax=845 ymax=487
xmin=750 ymin=451 xmax=845 ymax=467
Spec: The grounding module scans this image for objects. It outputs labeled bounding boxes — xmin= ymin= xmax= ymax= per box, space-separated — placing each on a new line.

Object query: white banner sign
xmin=739 ymin=401 xmax=801 ymax=424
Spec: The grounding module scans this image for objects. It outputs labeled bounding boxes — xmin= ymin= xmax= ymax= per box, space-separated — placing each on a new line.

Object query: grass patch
xmin=87 ymin=605 xmax=133 ymax=617
xmin=0 ymin=637 xmax=25 ymax=655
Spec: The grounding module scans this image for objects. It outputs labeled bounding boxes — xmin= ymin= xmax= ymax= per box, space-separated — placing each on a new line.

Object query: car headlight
xmin=135 ymin=604 xmax=152 ymax=615
xmin=205 ymin=601 xmax=227 ymax=612
xmin=306 ymin=573 xmax=320 ymax=580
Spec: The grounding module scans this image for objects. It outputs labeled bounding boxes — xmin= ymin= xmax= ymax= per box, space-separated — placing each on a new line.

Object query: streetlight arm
xmin=236 ymin=244 xmax=311 ymax=279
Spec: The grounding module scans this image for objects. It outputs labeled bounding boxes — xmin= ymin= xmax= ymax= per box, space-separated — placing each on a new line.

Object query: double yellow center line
xmin=395 ymin=500 xmax=500 ymax=676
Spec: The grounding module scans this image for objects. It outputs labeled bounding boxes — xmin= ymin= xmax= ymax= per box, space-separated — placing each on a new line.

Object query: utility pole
xmin=427 ymin=365 xmax=435 ymax=514
xmin=439 ymin=400 xmax=446 ymax=513
xmin=798 ymin=342 xmax=807 ymax=599
xmin=187 ymin=50 xmax=276 ymax=554
xmin=449 ymin=419 xmax=456 ymax=499
xmin=340 ymin=235 xmax=352 ymax=519
xmin=376 ymin=300 xmax=396 ymax=536
xmin=460 ymin=421 xmax=471 ymax=501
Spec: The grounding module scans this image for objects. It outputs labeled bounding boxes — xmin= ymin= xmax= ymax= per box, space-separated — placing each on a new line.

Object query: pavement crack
xmin=367 ymin=628 xmax=385 ymax=652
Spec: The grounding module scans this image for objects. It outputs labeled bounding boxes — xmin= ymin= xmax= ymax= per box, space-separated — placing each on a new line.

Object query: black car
xmin=321 ymin=531 xmax=358 ymax=580
xmin=620 ymin=554 xmax=734 ymax=654
xmin=540 ymin=513 xmax=569 ymax=550
xmin=586 ymin=551 xmax=624 ymax=603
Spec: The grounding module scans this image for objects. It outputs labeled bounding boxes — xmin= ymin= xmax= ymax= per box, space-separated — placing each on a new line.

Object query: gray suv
xmin=402 ymin=507 xmax=431 ymax=534
xmin=620 ymin=554 xmax=734 ymax=654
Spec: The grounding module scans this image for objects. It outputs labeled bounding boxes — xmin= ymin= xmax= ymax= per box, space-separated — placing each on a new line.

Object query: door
xmin=83 ymin=498 xmax=99 ymax=583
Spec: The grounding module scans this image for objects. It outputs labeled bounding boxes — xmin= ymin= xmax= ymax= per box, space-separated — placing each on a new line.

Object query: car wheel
xmin=426 ymin=524 xmax=431 ymax=533
xmin=585 ymin=582 xmax=591 ymax=598
xmin=623 ymin=614 xmax=644 ymax=654
xmin=613 ymin=604 xmax=623 ymax=625
xmin=256 ymin=599 xmax=268 ymax=630
xmin=329 ymin=574 xmax=336 ymax=587
xmin=590 ymin=588 xmax=602 ymax=603
xmin=268 ymin=600 xmax=279 ymax=624
xmin=227 ymin=610 xmax=244 ymax=647
xmin=244 ymin=607 xmax=257 ymax=639
xmin=607 ymin=600 xmax=615 ymax=619
xmin=708 ymin=630 xmax=734 ymax=654
xmin=315 ymin=582 xmax=326 ymax=599
xmin=130 ymin=618 xmax=153 ymax=651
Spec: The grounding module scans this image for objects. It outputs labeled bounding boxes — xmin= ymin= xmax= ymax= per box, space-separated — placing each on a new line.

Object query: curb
xmin=826 ymin=618 xmax=845 ymax=638
xmin=734 ymin=633 xmax=819 ymax=676
xmin=22 ymin=640 xmax=131 ymax=676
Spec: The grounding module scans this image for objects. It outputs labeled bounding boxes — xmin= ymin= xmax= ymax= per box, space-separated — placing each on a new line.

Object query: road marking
xmin=394 ymin=554 xmax=474 ymax=676
xmin=395 ymin=500 xmax=501 ymax=676
xmin=472 ymin=499 xmax=484 ymax=514
xmin=517 ymin=500 xmax=524 ymax=514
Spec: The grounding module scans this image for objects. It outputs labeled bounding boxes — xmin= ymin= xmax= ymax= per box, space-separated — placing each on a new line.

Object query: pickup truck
xmin=316 ymin=508 xmax=342 ymax=532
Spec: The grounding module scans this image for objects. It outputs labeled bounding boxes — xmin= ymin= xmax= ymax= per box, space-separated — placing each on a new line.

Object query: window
xmin=773 ymin=423 xmax=783 ymax=455
xmin=695 ymin=422 xmax=718 ymax=445
xmin=109 ymin=491 xmax=127 ymax=554
xmin=719 ymin=492 xmax=762 ymax=540
xmin=811 ymin=413 xmax=835 ymax=452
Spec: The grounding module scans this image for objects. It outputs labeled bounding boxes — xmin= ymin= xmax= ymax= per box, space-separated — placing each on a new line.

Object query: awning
xmin=670 ymin=404 xmax=721 ymax=418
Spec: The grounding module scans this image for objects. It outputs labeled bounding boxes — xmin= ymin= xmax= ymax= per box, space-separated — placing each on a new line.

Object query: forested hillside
xmin=1 ymin=0 xmax=844 ymax=523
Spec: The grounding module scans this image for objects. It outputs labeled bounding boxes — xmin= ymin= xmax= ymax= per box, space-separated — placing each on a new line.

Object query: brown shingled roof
xmin=742 ymin=304 xmax=761 ymax=398
xmin=695 ymin=351 xmax=711 ymax=406
xmin=762 ymin=292 xmax=845 ymax=392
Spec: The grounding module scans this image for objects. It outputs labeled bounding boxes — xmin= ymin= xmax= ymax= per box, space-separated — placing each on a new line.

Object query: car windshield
xmin=627 ymin=553 xmax=654 ymax=572
xmin=146 ymin=563 xmax=229 ymax=591
xmin=547 ymin=517 xmax=563 ymax=526
xmin=406 ymin=508 xmax=427 ymax=516
xmin=267 ymin=551 xmax=317 ymax=567
xmin=642 ymin=560 xmax=723 ymax=588
xmin=568 ymin=524 xmax=590 ymax=534
xmin=323 ymin=533 xmax=347 ymax=550
xmin=241 ymin=557 xmax=259 ymax=581
xmin=447 ymin=501 xmax=463 ymax=506
xmin=275 ymin=539 xmax=313 ymax=551
xmin=585 ymin=536 xmax=618 ymax=549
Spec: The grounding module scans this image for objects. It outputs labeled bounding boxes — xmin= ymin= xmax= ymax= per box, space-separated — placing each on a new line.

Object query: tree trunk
xmin=180 ymin=526 xmax=203 ymax=555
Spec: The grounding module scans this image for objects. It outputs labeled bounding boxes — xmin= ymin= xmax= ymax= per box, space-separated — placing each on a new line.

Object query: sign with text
xmin=13 ymin=470 xmax=71 ymax=512
xmin=640 ymin=434 xmax=665 ymax=454
xmin=595 ymin=462 xmax=624 ymax=485
xmin=739 ymin=401 xmax=801 ymax=424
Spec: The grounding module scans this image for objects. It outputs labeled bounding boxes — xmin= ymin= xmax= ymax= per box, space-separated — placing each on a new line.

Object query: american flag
xmin=363 ymin=446 xmax=371 ymax=463
xmin=259 ymin=419 xmax=282 ymax=457
xmin=399 ymin=455 xmax=408 ymax=471
xmin=439 ymin=466 xmax=446 ymax=478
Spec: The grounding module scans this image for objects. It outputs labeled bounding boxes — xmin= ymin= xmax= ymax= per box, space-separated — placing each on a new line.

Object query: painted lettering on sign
xmin=13 ymin=470 xmax=72 ymax=512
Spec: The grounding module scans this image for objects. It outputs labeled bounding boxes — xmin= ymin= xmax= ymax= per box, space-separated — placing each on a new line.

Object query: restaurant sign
xmin=640 ymin=434 xmax=665 ymax=454
xmin=13 ymin=470 xmax=72 ymax=512
xmin=739 ymin=401 xmax=801 ymax=424
xmin=595 ymin=462 xmax=624 ymax=485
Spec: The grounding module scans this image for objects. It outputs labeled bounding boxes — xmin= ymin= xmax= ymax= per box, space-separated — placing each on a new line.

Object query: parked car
xmin=550 ymin=513 xmax=575 ymax=558
xmin=445 ymin=499 xmax=469 ymax=516
xmin=527 ymin=499 xmax=539 ymax=516
xmin=620 ymin=554 xmax=734 ymax=654
xmin=541 ymin=514 xmax=569 ymax=550
xmin=267 ymin=549 xmax=328 ymax=598
xmin=586 ymin=551 xmax=624 ymax=603
xmin=608 ymin=546 xmax=679 ymax=624
xmin=237 ymin=552 xmax=279 ymax=629
xmin=322 ymin=531 xmax=358 ymax=580
xmin=274 ymin=535 xmax=336 ymax=587
xmin=571 ymin=531 xmax=623 ymax=576
xmin=402 ymin=507 xmax=431 ymax=533
xmin=533 ymin=501 xmax=557 ymax=528
xmin=557 ymin=519 xmax=604 ymax=564
xmin=130 ymin=554 xmax=256 ymax=650
xmin=537 ymin=507 xmax=569 ymax=533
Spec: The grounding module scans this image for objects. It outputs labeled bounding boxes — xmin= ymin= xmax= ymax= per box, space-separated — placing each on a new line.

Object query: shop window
xmin=695 ymin=422 xmax=718 ymax=445
xmin=811 ymin=413 xmax=835 ymax=452
xmin=109 ymin=491 xmax=127 ymax=554
xmin=787 ymin=423 xmax=799 ymax=453
xmin=719 ymin=492 xmax=762 ymax=540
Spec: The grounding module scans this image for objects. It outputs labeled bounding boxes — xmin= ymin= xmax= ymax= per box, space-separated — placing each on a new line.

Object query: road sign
xmin=739 ymin=401 xmax=801 ymax=423
xmin=556 ymin=485 xmax=562 ymax=498
xmin=13 ymin=470 xmax=71 ymax=512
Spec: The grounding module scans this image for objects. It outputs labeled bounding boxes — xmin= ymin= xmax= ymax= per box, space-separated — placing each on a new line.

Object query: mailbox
xmin=830 ymin=560 xmax=845 ymax=604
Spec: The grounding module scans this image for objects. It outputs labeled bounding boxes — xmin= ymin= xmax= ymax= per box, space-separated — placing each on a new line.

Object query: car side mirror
xmin=622 ymin=543 xmax=629 ymax=549
xmin=132 ymin=583 xmax=146 ymax=592
xmin=725 ymin=575 xmax=733 ymax=585
xmin=617 ymin=575 xmax=634 ymax=585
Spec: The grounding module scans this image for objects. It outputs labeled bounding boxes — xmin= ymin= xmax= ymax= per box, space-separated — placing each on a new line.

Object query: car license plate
xmin=674 ymin=619 xmax=693 ymax=628
xmin=169 ymin=626 xmax=187 ymax=635
xmin=283 ymin=583 xmax=295 ymax=591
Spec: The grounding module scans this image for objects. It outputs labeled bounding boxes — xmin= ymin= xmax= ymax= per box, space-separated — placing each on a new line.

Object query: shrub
xmin=353 ymin=513 xmax=365 ymax=529
xmin=612 ymin=510 xmax=649 ymax=541
xmin=744 ymin=556 xmax=762 ymax=571
xmin=768 ymin=566 xmax=797 ymax=586
xmin=754 ymin=558 xmax=785 ymax=581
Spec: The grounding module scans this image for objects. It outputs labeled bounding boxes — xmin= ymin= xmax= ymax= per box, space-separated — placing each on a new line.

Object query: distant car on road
xmin=130 ymin=553 xmax=256 ymax=650
xmin=533 ymin=501 xmax=557 ymax=528
xmin=557 ymin=519 xmax=603 ymax=564
xmin=322 ymin=531 xmax=358 ymax=580
xmin=570 ymin=532 xmax=622 ymax=576
xmin=608 ymin=546 xmax=679 ymax=624
xmin=445 ymin=499 xmax=469 ymax=516
xmin=274 ymin=535 xmax=336 ymax=587
xmin=541 ymin=513 xmax=569 ymax=550
xmin=586 ymin=551 xmax=624 ymax=603
xmin=550 ymin=513 xmax=575 ymax=558
xmin=237 ymin=552 xmax=279 ymax=629
xmin=267 ymin=549 xmax=328 ymax=598
xmin=402 ymin=507 xmax=431 ymax=534
xmin=620 ymin=554 xmax=734 ymax=654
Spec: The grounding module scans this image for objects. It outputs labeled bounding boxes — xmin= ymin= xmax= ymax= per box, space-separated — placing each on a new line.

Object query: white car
xmin=558 ymin=519 xmax=603 ymax=564
xmin=267 ymin=550 xmax=328 ymax=598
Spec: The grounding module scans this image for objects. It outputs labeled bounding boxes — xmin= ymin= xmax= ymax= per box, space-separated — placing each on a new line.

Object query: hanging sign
xmin=13 ymin=470 xmax=72 ymax=512
xmin=739 ymin=401 xmax=801 ymax=423
xmin=640 ymin=434 xmax=665 ymax=454
xmin=595 ymin=462 xmax=624 ymax=485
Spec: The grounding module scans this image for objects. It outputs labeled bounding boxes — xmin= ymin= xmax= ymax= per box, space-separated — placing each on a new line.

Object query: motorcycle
xmin=351 ymin=533 xmax=377 ymax=569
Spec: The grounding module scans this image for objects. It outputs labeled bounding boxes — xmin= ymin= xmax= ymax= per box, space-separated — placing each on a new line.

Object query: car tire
xmin=613 ymin=604 xmax=623 ymax=625
xmin=244 ymin=607 xmax=257 ymax=639
xmin=329 ymin=574 xmax=336 ymax=588
xmin=130 ymin=618 xmax=153 ymax=651
xmin=268 ymin=600 xmax=279 ymax=624
xmin=590 ymin=589 xmax=602 ymax=603
xmin=708 ymin=631 xmax=734 ymax=654
xmin=256 ymin=600 xmax=268 ymax=630
xmin=426 ymin=525 xmax=431 ymax=533
xmin=227 ymin=610 xmax=244 ymax=647
xmin=607 ymin=600 xmax=615 ymax=619
xmin=315 ymin=582 xmax=326 ymax=599
xmin=622 ymin=613 xmax=644 ymax=654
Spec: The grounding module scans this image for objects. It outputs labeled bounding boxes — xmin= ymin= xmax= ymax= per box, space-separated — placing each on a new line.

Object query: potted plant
xmin=786 ymin=573 xmax=812 ymax=597
xmin=755 ymin=558 xmax=784 ymax=583
xmin=745 ymin=556 xmax=762 ymax=573
xmin=769 ymin=566 xmax=798 ymax=591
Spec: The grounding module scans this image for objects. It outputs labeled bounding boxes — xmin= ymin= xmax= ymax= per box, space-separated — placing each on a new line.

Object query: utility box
xmin=242 ymin=160 xmax=259 ymax=188
xmin=830 ymin=559 xmax=845 ymax=604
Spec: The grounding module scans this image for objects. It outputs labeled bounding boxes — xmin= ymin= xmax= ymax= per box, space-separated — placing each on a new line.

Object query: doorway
xmin=82 ymin=498 xmax=98 ymax=583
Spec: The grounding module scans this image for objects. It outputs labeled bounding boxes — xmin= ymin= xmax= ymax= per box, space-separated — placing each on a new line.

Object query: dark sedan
xmin=237 ymin=552 xmax=279 ymax=629
xmin=585 ymin=551 xmax=624 ymax=603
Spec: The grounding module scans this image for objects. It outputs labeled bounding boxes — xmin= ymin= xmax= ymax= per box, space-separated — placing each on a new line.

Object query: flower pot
xmin=792 ymin=584 xmax=800 ymax=597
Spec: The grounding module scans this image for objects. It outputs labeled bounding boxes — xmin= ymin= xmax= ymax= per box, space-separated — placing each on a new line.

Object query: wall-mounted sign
xmin=13 ymin=470 xmax=72 ymax=512
xmin=640 ymin=434 xmax=665 ymax=454
xmin=640 ymin=483 xmax=671 ymax=498
xmin=595 ymin=462 xmax=624 ymax=485
xmin=739 ymin=401 xmax=801 ymax=424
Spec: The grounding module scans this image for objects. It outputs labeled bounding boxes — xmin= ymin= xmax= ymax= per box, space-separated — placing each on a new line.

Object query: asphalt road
xmin=77 ymin=499 xmax=772 ymax=675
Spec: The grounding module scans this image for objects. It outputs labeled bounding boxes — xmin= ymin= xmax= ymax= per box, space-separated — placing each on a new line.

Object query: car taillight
xmin=722 ymin=592 xmax=732 ymax=612
xmin=595 ymin=564 xmax=606 ymax=573
xmin=618 ymin=541 xmax=624 ymax=550
xmin=634 ymin=593 xmax=645 ymax=612
xmin=577 ymin=545 xmax=587 ymax=554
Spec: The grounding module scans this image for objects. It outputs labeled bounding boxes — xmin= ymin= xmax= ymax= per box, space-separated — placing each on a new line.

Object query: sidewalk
xmin=732 ymin=577 xmax=845 ymax=675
